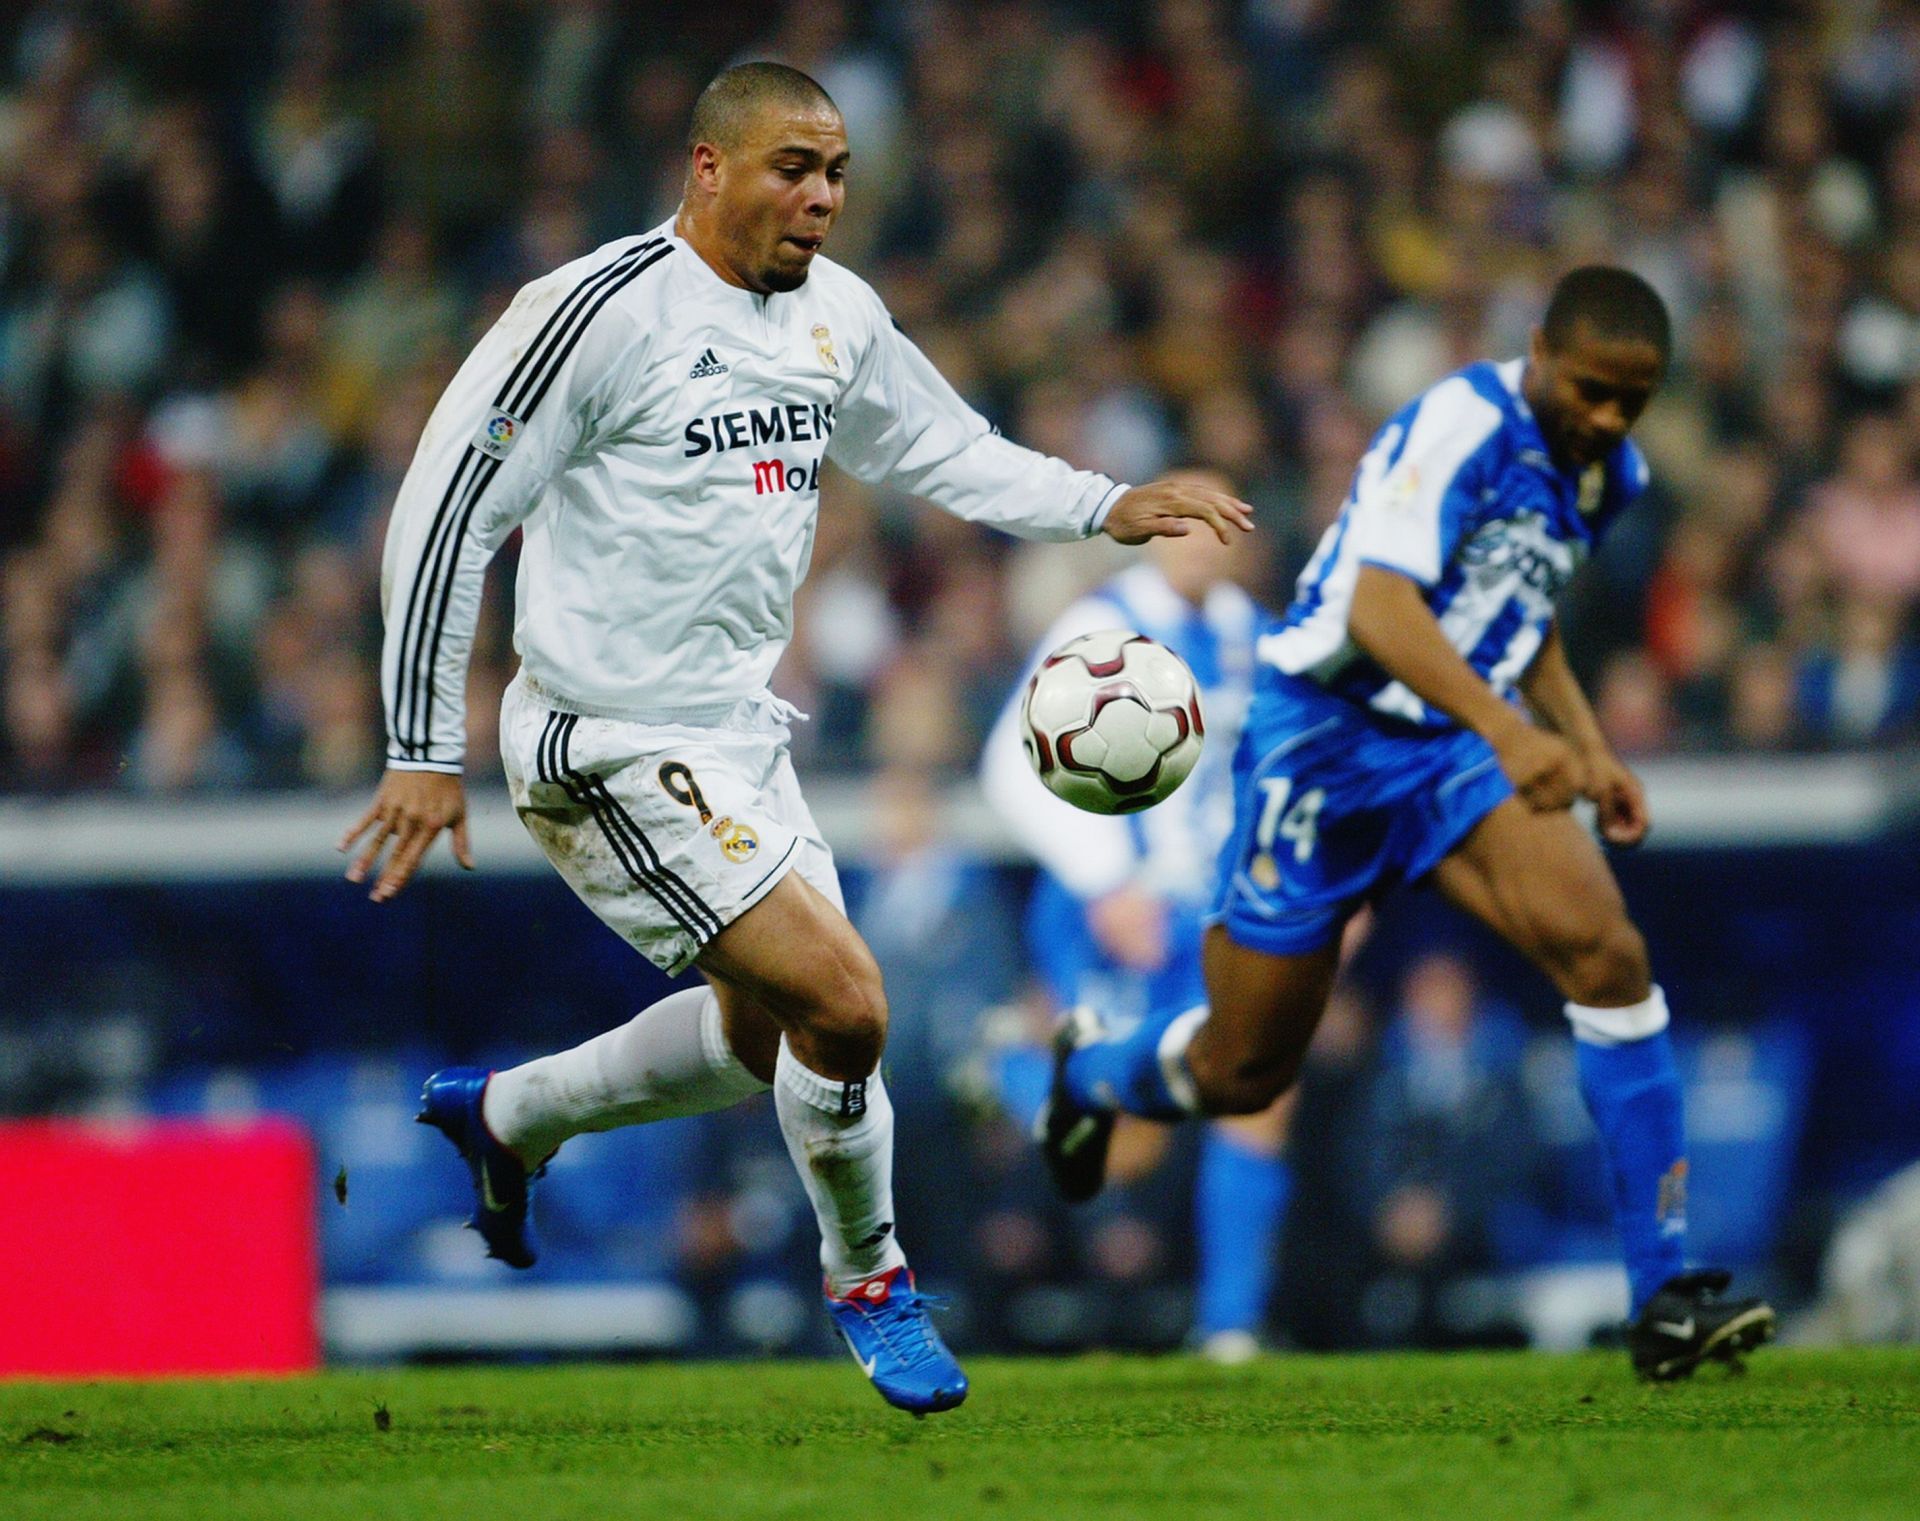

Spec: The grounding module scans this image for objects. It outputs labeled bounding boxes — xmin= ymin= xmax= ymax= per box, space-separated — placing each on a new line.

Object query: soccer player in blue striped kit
xmin=1038 ymin=268 xmax=1776 ymax=1378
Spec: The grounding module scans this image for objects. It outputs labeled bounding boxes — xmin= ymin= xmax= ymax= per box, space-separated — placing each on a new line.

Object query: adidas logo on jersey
xmin=689 ymin=348 xmax=730 ymax=379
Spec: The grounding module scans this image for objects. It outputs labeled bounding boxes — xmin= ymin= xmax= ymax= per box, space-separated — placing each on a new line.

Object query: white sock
xmin=1564 ymin=985 xmax=1671 ymax=1046
xmin=481 ymin=987 xmax=768 ymax=1160
xmin=773 ymin=1039 xmax=908 ymax=1294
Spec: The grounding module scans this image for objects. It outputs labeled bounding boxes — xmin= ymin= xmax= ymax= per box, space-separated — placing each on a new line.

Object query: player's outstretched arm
xmin=1348 ymin=564 xmax=1587 ymax=812
xmin=1520 ymin=620 xmax=1650 ymax=846
xmin=339 ymin=769 xmax=473 ymax=903
xmin=1100 ymin=479 xmax=1254 ymax=546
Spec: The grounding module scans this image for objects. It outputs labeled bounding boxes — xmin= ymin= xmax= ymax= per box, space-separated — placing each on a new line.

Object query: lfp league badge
xmin=475 ymin=409 xmax=524 ymax=460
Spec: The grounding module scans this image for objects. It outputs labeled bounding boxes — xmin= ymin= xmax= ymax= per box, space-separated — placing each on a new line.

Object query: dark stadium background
xmin=1 ymin=0 xmax=1916 ymax=1371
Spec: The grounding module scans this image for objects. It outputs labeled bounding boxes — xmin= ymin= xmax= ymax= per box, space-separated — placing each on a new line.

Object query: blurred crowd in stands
xmin=6 ymin=0 xmax=1920 ymax=795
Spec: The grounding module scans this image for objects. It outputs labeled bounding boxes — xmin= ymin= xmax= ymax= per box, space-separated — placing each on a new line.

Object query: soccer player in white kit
xmin=338 ymin=62 xmax=1252 ymax=1413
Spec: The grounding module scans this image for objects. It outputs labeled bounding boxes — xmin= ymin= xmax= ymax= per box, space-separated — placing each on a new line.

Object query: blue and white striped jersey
xmin=1259 ymin=359 xmax=1650 ymax=727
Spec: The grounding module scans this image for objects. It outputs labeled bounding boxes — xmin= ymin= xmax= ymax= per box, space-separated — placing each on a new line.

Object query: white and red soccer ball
xmin=1021 ymin=630 xmax=1205 ymax=815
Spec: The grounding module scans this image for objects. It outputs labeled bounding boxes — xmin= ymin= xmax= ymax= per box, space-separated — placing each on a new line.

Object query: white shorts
xmin=501 ymin=672 xmax=842 ymax=975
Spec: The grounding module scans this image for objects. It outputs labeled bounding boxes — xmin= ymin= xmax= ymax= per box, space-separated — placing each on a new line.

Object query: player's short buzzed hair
xmin=686 ymin=62 xmax=840 ymax=153
xmin=1543 ymin=266 xmax=1673 ymax=361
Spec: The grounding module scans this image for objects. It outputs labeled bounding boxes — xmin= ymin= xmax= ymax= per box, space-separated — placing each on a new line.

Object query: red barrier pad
xmin=0 ymin=1118 xmax=319 ymax=1376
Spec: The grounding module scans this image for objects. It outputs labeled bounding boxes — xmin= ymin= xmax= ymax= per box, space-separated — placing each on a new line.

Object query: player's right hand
xmin=340 ymin=769 xmax=473 ymax=902
xmin=1493 ymin=723 xmax=1587 ymax=813
xmin=1102 ymin=479 xmax=1254 ymax=545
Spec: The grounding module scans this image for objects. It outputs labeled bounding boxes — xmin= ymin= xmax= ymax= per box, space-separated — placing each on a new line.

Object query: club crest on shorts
xmin=709 ymin=814 xmax=760 ymax=863
xmin=475 ymin=409 xmax=524 ymax=459
xmin=812 ymin=323 xmax=839 ymax=373
xmin=1249 ymin=852 xmax=1281 ymax=891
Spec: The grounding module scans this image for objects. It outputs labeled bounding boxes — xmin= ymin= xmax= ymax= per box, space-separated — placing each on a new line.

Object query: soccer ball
xmin=1021 ymin=630 xmax=1205 ymax=814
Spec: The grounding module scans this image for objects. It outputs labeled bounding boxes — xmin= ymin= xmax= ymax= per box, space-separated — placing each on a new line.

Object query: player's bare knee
xmin=792 ymin=954 xmax=888 ymax=1072
xmin=1558 ymin=920 xmax=1651 ymax=1007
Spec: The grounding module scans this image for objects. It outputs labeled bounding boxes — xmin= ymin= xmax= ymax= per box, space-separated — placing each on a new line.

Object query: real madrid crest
xmin=1577 ymin=462 xmax=1605 ymax=516
xmin=812 ymin=323 xmax=839 ymax=374
xmin=709 ymin=813 xmax=761 ymax=863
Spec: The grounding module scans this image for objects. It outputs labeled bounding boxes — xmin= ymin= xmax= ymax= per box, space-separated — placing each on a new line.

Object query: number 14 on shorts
xmin=1253 ymin=776 xmax=1326 ymax=875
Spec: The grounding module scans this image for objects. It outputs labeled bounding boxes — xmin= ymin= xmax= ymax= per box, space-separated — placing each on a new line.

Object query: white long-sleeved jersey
xmin=380 ymin=217 xmax=1127 ymax=771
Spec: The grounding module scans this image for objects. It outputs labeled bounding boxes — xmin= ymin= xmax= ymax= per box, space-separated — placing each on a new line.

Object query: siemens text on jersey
xmin=683 ymin=401 xmax=836 ymax=458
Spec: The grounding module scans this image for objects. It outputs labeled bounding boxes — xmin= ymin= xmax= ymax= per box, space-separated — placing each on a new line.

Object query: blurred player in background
xmin=338 ymin=61 xmax=1251 ymax=1415
xmin=1037 ymin=268 xmax=1777 ymax=1380
xmin=980 ymin=470 xmax=1292 ymax=1362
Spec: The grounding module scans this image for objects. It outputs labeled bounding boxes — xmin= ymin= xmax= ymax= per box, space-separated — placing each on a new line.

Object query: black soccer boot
xmin=1627 ymin=1268 xmax=1776 ymax=1380
xmin=1034 ymin=1005 xmax=1114 ymax=1204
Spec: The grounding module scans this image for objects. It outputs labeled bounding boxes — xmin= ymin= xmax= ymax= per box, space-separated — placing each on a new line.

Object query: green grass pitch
xmin=4 ymin=1349 xmax=1917 ymax=1520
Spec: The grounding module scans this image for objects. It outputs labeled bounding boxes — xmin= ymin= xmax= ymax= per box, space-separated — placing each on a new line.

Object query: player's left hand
xmin=1584 ymin=751 xmax=1650 ymax=848
xmin=1102 ymin=479 xmax=1254 ymax=545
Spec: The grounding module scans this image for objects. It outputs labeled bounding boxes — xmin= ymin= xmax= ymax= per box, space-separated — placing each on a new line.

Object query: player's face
xmin=1526 ymin=321 xmax=1666 ymax=469
xmin=707 ymin=107 xmax=849 ymax=294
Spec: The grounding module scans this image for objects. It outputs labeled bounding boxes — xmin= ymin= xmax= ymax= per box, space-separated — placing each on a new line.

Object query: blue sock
xmin=1062 ymin=1005 xmax=1206 ymax=1121
xmin=1195 ymin=1127 xmax=1291 ymax=1339
xmin=1573 ymin=1026 xmax=1688 ymax=1317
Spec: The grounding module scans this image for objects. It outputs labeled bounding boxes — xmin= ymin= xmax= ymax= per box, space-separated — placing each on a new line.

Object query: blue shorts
xmin=1026 ymin=876 xmax=1208 ymax=1030
xmin=1207 ymin=671 xmax=1516 ymax=957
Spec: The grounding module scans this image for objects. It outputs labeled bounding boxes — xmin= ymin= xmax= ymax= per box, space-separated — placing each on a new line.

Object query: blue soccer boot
xmin=415 ymin=1067 xmax=547 ymax=1269
xmin=825 ymin=1265 xmax=969 ymax=1414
